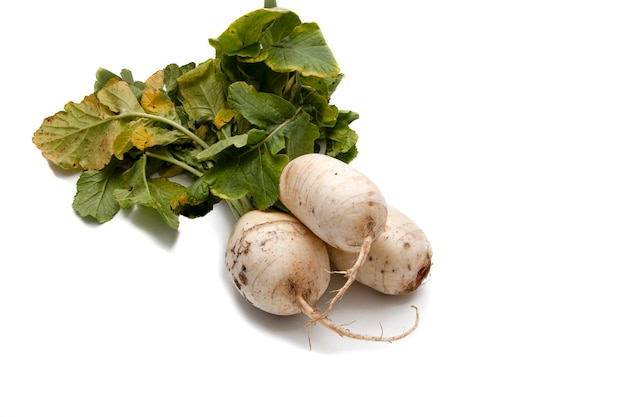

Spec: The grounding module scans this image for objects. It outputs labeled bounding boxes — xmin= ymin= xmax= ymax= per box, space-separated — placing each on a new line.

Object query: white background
xmin=1 ymin=0 xmax=625 ymax=415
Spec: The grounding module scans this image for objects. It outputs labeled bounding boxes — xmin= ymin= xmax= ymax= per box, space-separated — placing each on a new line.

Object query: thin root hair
xmin=297 ymin=294 xmax=419 ymax=344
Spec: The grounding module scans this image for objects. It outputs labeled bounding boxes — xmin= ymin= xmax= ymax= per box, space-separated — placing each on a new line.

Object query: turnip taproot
xmin=225 ymin=210 xmax=419 ymax=342
xmin=279 ymin=153 xmax=388 ymax=314
xmin=327 ymin=206 xmax=433 ymax=295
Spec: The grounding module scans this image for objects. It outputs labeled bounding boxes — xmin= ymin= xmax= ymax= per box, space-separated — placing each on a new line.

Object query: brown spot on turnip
xmin=399 ymin=253 xmax=433 ymax=294
xmin=240 ymin=240 xmax=251 ymax=255
xmin=239 ymin=271 xmax=248 ymax=286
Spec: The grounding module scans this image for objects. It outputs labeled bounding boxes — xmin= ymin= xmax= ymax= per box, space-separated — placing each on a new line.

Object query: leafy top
xmin=32 ymin=7 xmax=359 ymax=227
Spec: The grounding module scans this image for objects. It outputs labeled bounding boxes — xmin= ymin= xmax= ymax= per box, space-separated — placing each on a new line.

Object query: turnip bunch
xmin=32 ymin=2 xmax=432 ymax=344
xmin=225 ymin=209 xmax=421 ymax=343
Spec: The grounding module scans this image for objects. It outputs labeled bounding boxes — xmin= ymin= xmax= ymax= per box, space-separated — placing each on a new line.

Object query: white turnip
xmin=225 ymin=210 xmax=330 ymax=315
xmin=279 ymin=153 xmax=387 ymax=253
xmin=224 ymin=209 xmax=419 ymax=343
xmin=279 ymin=153 xmax=388 ymax=314
xmin=327 ymin=206 xmax=433 ymax=295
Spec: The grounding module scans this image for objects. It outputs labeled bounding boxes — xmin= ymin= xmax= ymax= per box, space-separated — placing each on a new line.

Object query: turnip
xmin=327 ymin=206 xmax=433 ymax=295
xmin=279 ymin=153 xmax=388 ymax=253
xmin=225 ymin=209 xmax=419 ymax=342
xmin=225 ymin=210 xmax=330 ymax=315
xmin=279 ymin=153 xmax=388 ymax=314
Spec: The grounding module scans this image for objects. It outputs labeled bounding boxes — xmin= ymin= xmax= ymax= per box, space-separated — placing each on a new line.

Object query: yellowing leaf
xmin=96 ymin=80 xmax=144 ymax=114
xmin=144 ymin=70 xmax=165 ymax=90
xmin=112 ymin=122 xmax=137 ymax=159
xmin=130 ymin=125 xmax=154 ymax=150
xmin=141 ymin=88 xmax=179 ymax=120
xmin=32 ymin=94 xmax=122 ymax=170
xmin=130 ymin=125 xmax=185 ymax=150
xmin=214 ymin=108 xmax=236 ymax=129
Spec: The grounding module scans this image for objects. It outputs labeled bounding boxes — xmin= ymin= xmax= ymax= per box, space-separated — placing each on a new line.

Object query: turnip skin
xmin=225 ymin=210 xmax=330 ymax=315
xmin=327 ymin=206 xmax=433 ymax=295
xmin=279 ymin=153 xmax=388 ymax=253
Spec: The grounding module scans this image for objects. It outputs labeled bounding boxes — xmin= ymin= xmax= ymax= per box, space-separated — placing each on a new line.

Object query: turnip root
xmin=225 ymin=210 xmax=419 ymax=343
xmin=327 ymin=206 xmax=433 ymax=295
xmin=279 ymin=153 xmax=388 ymax=315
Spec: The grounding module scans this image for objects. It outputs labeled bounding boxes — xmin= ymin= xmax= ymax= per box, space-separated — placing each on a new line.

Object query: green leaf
xmin=113 ymin=155 xmax=185 ymax=229
xmin=300 ymin=73 xmax=344 ymax=97
xmin=228 ymin=81 xmax=295 ymax=129
xmin=177 ymin=59 xmax=228 ymax=124
xmin=112 ymin=155 xmax=152 ymax=207
xmin=282 ymin=111 xmax=320 ymax=159
xmin=209 ymin=9 xmax=300 ymax=58
xmin=32 ymin=94 xmax=123 ymax=170
xmin=304 ymin=89 xmax=339 ymax=127
xmin=144 ymin=177 xmax=187 ymax=228
xmin=94 ymin=67 xmax=120 ymax=92
xmin=263 ymin=10 xmax=301 ymax=45
xmin=265 ymin=23 xmax=340 ymax=77
xmin=72 ymin=162 xmax=125 ymax=223
xmin=164 ymin=62 xmax=196 ymax=103
xmin=207 ymin=145 xmax=288 ymax=210
xmin=195 ymin=133 xmax=248 ymax=161
xmin=323 ymin=110 xmax=360 ymax=161
xmin=120 ymin=69 xmax=134 ymax=85
xmin=227 ymin=82 xmax=319 ymax=156
xmin=171 ymin=173 xmax=222 ymax=218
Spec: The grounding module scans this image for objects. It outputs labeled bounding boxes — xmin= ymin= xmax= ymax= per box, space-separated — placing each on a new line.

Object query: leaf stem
xmin=226 ymin=197 xmax=256 ymax=219
xmin=145 ymin=151 xmax=204 ymax=177
xmin=121 ymin=112 xmax=211 ymax=150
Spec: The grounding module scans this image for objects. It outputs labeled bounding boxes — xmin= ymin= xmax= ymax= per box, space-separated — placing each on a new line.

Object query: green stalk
xmin=121 ymin=112 xmax=211 ymax=150
xmin=264 ymin=0 xmax=277 ymax=8
xmin=145 ymin=151 xmax=204 ymax=177
xmin=226 ymin=197 xmax=256 ymax=219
